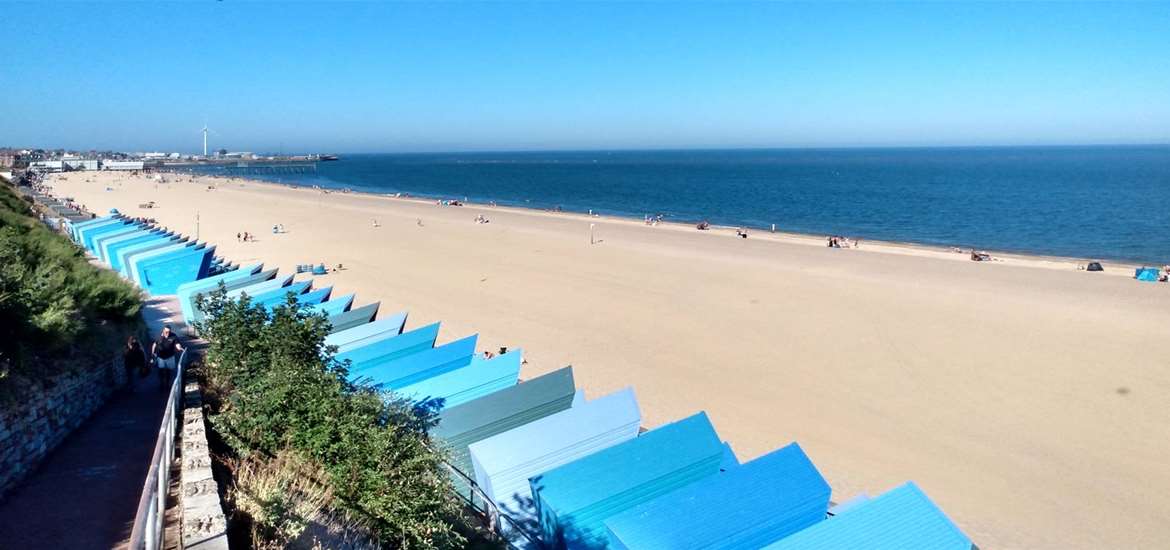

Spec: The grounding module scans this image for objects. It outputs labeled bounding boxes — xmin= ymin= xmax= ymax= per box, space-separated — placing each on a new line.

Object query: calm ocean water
xmin=188 ymin=147 xmax=1170 ymax=263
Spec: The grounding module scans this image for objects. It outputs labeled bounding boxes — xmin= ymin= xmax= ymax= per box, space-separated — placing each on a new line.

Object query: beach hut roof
xmin=433 ymin=366 xmax=576 ymax=441
xmin=761 ymin=482 xmax=971 ymax=550
xmin=324 ymin=311 xmax=408 ymax=350
xmin=532 ymin=411 xmax=724 ymax=515
xmin=603 ymin=442 xmax=831 ymax=550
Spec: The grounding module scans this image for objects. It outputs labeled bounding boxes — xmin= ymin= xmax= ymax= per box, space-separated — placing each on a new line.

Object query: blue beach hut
xmin=79 ymin=219 xmax=135 ymax=252
xmin=305 ymin=293 xmax=355 ymax=317
xmin=102 ymin=229 xmax=173 ymax=271
xmin=335 ymin=322 xmax=441 ymax=370
xmin=761 ymin=482 xmax=971 ymax=550
xmin=115 ymin=236 xmax=189 ymax=277
xmin=129 ymin=243 xmax=217 ymax=295
xmin=530 ymin=412 xmax=727 ymax=549
xmin=397 ymin=349 xmax=523 ymax=409
xmin=247 ymin=280 xmax=312 ymax=309
xmin=324 ymin=311 xmax=409 ymax=351
xmin=603 ymin=442 xmax=831 ymax=550
xmin=88 ymin=222 xmax=147 ymax=258
xmin=348 ymin=334 xmax=478 ymax=387
xmin=175 ymin=264 xmax=263 ymax=323
xmin=183 ymin=268 xmax=280 ymax=326
xmin=126 ymin=241 xmax=199 ymax=284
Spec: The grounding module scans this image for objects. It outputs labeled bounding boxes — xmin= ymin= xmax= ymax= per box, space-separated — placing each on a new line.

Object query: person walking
xmin=151 ymin=325 xmax=184 ymax=390
xmin=123 ymin=336 xmax=146 ymax=392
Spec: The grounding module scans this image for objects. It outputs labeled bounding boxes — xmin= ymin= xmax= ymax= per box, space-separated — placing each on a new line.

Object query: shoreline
xmin=175 ymin=171 xmax=1156 ymax=279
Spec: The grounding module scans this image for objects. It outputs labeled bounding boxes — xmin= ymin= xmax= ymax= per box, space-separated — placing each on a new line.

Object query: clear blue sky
xmin=2 ymin=1 xmax=1168 ymax=153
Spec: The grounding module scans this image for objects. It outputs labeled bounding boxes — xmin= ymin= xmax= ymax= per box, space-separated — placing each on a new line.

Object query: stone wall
xmin=180 ymin=380 xmax=229 ymax=550
xmin=0 ymin=356 xmax=127 ymax=498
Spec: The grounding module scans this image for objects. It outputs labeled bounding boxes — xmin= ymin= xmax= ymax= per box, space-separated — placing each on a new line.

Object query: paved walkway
xmin=0 ymin=297 xmax=192 ymax=549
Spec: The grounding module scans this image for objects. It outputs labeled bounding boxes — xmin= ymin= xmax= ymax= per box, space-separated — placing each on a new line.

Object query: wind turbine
xmin=201 ymin=120 xmax=221 ymax=157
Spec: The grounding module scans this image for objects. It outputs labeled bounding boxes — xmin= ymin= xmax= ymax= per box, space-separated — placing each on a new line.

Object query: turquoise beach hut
xmin=761 ymin=482 xmax=971 ymax=550
xmin=334 ymin=322 xmax=441 ymax=370
xmin=530 ymin=412 xmax=727 ymax=549
xmin=603 ymin=442 xmax=831 ymax=550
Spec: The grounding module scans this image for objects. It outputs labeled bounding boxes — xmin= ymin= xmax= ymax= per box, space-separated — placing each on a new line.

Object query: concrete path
xmin=0 ymin=296 xmax=192 ymax=550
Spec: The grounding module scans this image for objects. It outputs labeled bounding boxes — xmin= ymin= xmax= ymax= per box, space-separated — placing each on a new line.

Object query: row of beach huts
xmin=67 ymin=210 xmax=975 ymax=550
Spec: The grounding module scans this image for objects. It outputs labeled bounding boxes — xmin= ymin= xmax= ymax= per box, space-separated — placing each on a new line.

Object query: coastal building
xmin=28 ymin=160 xmax=65 ymax=172
xmin=64 ymin=159 xmax=99 ymax=170
xmin=102 ymin=160 xmax=145 ymax=171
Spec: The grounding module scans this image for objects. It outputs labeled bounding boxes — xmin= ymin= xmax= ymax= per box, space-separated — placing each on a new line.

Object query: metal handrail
xmin=126 ymin=348 xmax=187 ymax=550
xmin=439 ymin=459 xmax=541 ymax=549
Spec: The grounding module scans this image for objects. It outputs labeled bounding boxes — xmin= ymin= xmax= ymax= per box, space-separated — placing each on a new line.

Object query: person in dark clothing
xmin=123 ymin=336 xmax=146 ymax=392
xmin=151 ymin=325 xmax=184 ymax=390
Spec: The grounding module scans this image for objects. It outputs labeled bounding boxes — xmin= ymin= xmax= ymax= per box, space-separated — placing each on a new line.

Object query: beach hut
xmin=432 ymin=366 xmax=577 ymax=497
xmin=348 ymin=334 xmax=478 ymax=387
xmin=182 ymin=268 xmax=279 ymax=327
xmin=530 ymin=412 xmax=726 ymax=549
xmin=124 ymin=241 xmax=198 ymax=282
xmin=261 ymin=285 xmax=331 ymax=312
xmin=69 ymin=215 xmax=122 ymax=245
xmin=761 ymin=482 xmax=971 ymax=550
xmin=114 ymin=236 xmax=189 ymax=277
xmin=395 ymin=349 xmax=523 ymax=409
xmin=335 ymin=322 xmax=441 ymax=370
xmin=127 ymin=242 xmax=217 ymax=295
xmin=324 ymin=311 xmax=408 ymax=350
xmin=467 ymin=388 xmax=642 ymax=523
xmin=225 ymin=275 xmax=295 ymax=302
xmin=101 ymin=229 xmax=173 ymax=271
xmin=305 ymin=293 xmax=355 ymax=317
xmin=603 ymin=442 xmax=831 ymax=550
xmin=67 ymin=214 xmax=116 ymax=243
xmin=327 ymin=302 xmax=380 ymax=334
xmin=175 ymin=264 xmax=265 ymax=324
xmin=78 ymin=219 xmax=135 ymax=251
xmin=88 ymin=222 xmax=147 ymax=259
xmin=247 ymin=280 xmax=312 ymax=309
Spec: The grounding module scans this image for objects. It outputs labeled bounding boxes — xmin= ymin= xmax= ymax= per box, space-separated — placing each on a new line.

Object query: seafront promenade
xmin=44 ymin=170 xmax=1170 ymax=549
xmin=0 ymin=296 xmax=186 ymax=549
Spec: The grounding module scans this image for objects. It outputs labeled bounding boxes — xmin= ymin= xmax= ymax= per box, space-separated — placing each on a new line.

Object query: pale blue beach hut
xmin=432 ymin=366 xmax=577 ymax=497
xmin=467 ymin=388 xmax=642 ymax=521
xmin=323 ymin=311 xmax=409 ymax=351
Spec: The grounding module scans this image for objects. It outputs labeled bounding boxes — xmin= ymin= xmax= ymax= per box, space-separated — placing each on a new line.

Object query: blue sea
xmin=185 ymin=146 xmax=1170 ymax=263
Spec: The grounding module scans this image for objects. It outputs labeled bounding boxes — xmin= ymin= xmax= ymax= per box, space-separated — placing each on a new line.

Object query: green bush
xmin=196 ymin=287 xmax=469 ymax=548
xmin=0 ymin=183 xmax=142 ymax=398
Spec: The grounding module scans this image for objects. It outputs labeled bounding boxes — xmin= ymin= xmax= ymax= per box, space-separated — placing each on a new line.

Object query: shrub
xmin=196 ymin=287 xmax=468 ymax=548
xmin=0 ymin=183 xmax=141 ymax=400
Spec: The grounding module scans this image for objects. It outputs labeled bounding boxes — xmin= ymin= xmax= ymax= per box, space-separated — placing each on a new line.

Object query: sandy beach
xmin=50 ymin=170 xmax=1170 ymax=549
